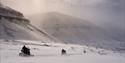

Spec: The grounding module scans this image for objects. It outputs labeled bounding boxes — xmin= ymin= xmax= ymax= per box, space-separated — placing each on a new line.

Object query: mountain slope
xmin=0 ymin=18 xmax=39 ymax=40
xmin=0 ymin=4 xmax=58 ymax=42
xmin=29 ymin=12 xmax=125 ymax=51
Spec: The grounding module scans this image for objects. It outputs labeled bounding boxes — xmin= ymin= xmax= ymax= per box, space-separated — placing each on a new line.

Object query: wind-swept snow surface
xmin=0 ymin=40 xmax=125 ymax=63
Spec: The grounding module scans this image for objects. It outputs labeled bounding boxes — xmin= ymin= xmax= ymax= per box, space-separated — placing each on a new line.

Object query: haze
xmin=0 ymin=0 xmax=124 ymax=29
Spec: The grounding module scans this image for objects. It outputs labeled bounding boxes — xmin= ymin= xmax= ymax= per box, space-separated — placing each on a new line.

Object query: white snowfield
xmin=0 ymin=40 xmax=125 ymax=63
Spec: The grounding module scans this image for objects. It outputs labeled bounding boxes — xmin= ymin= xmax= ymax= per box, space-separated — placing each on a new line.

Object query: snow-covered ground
xmin=0 ymin=40 xmax=125 ymax=63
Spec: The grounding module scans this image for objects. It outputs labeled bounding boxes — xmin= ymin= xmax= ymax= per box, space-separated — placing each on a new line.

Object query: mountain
xmin=0 ymin=4 xmax=57 ymax=42
xmin=28 ymin=12 xmax=125 ymax=51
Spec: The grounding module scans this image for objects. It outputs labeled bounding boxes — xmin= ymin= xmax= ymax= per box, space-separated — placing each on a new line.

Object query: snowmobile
xmin=19 ymin=45 xmax=34 ymax=57
xmin=19 ymin=52 xmax=34 ymax=57
xmin=61 ymin=49 xmax=66 ymax=55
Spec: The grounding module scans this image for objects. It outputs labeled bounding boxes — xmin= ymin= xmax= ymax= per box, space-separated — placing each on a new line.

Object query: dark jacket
xmin=21 ymin=45 xmax=30 ymax=55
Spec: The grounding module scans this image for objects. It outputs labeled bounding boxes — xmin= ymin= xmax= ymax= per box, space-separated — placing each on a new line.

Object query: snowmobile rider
xmin=61 ymin=49 xmax=66 ymax=55
xmin=21 ymin=45 xmax=31 ymax=55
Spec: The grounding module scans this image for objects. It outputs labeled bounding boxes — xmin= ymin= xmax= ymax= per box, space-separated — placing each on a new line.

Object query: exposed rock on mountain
xmin=0 ymin=4 xmax=57 ymax=42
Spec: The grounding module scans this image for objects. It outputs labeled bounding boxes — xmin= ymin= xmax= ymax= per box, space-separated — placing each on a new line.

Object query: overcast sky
xmin=0 ymin=0 xmax=124 ymax=28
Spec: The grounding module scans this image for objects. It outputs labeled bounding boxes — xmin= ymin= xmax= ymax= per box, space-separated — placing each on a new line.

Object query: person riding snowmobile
xmin=21 ymin=45 xmax=31 ymax=55
xmin=61 ymin=49 xmax=66 ymax=55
